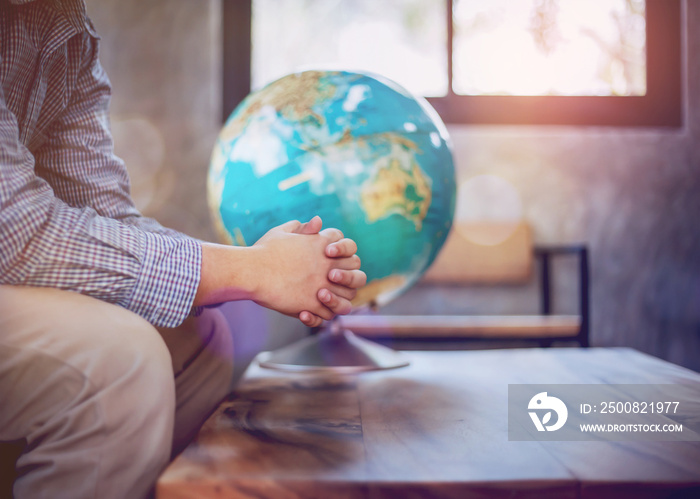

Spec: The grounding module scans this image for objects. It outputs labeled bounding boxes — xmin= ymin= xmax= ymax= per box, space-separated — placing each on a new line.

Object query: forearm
xmin=1 ymin=113 xmax=200 ymax=328
xmin=121 ymin=213 xmax=195 ymax=240
xmin=0 ymin=194 xmax=202 ymax=328
xmin=194 ymin=243 xmax=259 ymax=307
xmin=194 ymin=237 xmax=326 ymax=321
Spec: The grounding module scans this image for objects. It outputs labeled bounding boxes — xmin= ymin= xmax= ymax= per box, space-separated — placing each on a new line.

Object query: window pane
xmin=251 ymin=0 xmax=448 ymax=97
xmin=453 ymin=0 xmax=646 ymax=96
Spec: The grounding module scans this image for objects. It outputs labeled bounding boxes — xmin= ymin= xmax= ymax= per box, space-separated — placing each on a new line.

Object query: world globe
xmin=207 ymin=70 xmax=456 ymax=310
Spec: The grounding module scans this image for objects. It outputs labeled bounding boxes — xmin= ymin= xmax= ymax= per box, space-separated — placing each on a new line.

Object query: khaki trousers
xmin=0 ymin=286 xmax=234 ymax=499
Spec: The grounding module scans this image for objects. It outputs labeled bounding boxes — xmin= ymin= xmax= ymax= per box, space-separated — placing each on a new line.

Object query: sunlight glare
xmin=453 ymin=0 xmax=646 ymax=96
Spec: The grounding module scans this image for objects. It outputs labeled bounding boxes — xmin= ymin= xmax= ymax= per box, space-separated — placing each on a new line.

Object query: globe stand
xmin=258 ymin=318 xmax=409 ymax=373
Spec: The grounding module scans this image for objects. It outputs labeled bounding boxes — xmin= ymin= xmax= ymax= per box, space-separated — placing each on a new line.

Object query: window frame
xmin=222 ymin=0 xmax=682 ymax=127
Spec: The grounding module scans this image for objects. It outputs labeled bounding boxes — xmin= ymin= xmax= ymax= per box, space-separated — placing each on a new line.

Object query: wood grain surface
xmin=157 ymin=348 xmax=700 ymax=499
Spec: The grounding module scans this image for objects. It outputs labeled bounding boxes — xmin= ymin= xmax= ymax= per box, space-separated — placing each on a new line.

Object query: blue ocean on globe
xmin=208 ymin=70 xmax=456 ymax=307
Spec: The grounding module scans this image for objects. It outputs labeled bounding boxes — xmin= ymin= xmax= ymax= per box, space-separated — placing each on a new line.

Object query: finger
xmin=319 ymin=227 xmax=344 ymax=244
xmin=325 ymin=283 xmax=356 ymax=301
xmin=294 ymin=215 xmax=322 ymax=235
xmin=318 ymin=288 xmax=352 ymax=316
xmin=299 ymin=310 xmax=324 ymax=328
xmin=326 ymin=237 xmax=357 ymax=258
xmin=329 ymin=268 xmax=367 ymax=289
xmin=327 ymin=254 xmax=361 ymax=271
xmin=279 ymin=219 xmax=301 ymax=233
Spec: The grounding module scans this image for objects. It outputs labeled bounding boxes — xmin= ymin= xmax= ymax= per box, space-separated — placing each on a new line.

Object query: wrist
xmin=194 ymin=242 xmax=259 ymax=306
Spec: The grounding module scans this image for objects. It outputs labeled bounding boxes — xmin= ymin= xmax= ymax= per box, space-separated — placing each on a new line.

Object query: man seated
xmin=0 ymin=1 xmax=366 ymax=497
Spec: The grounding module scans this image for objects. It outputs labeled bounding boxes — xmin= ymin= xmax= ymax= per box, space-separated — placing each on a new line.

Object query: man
xmin=0 ymin=0 xmax=367 ymax=497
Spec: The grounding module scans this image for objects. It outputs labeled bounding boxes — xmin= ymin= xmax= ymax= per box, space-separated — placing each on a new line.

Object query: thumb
xmin=278 ymin=220 xmax=303 ymax=233
xmin=294 ymin=215 xmax=323 ymax=235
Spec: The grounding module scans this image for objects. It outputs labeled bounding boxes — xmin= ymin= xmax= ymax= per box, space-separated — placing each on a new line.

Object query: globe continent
xmin=208 ymin=70 xmax=456 ymax=308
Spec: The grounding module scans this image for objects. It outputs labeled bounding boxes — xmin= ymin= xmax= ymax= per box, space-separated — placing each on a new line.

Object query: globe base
xmin=258 ymin=321 xmax=409 ymax=373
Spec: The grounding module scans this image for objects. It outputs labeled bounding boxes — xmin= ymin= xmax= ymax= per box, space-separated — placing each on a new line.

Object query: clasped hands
xmin=196 ymin=216 xmax=366 ymax=327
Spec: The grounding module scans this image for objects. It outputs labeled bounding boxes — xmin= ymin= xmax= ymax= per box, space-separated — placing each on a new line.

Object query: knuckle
xmin=357 ymin=270 xmax=367 ymax=286
xmin=324 ymin=228 xmax=343 ymax=240
xmin=327 ymin=293 xmax=339 ymax=307
xmin=335 ymin=270 xmax=349 ymax=285
xmin=300 ymin=313 xmax=316 ymax=327
xmin=345 ymin=271 xmax=356 ymax=285
xmin=283 ymin=220 xmax=301 ymax=233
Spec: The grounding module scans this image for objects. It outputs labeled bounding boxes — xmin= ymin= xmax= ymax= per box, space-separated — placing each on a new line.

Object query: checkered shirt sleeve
xmin=0 ymin=3 xmax=201 ymax=328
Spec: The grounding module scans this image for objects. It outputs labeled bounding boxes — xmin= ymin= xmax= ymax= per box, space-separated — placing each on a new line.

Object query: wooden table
xmin=157 ymin=348 xmax=700 ymax=498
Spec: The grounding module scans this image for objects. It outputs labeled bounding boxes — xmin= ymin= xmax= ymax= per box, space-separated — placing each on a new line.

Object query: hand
xmin=194 ymin=217 xmax=366 ymax=327
xmin=293 ymin=216 xmax=367 ymax=327
xmin=249 ymin=217 xmax=365 ymax=324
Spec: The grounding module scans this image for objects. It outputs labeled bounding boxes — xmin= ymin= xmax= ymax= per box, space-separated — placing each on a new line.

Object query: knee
xmin=0 ymin=287 xmax=177 ymax=497
xmin=92 ymin=315 xmax=177 ymax=428
xmin=45 ymin=297 xmax=179 ymax=455
xmin=78 ymin=313 xmax=178 ymax=494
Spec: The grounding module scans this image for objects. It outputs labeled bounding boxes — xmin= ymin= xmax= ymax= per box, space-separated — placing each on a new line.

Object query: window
xmin=451 ymin=0 xmax=647 ymax=97
xmin=222 ymin=0 xmax=681 ymax=126
xmin=250 ymin=0 xmax=447 ymax=97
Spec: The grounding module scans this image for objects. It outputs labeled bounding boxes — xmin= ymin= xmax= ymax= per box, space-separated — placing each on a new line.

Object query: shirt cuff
xmin=127 ymin=231 xmax=202 ymax=328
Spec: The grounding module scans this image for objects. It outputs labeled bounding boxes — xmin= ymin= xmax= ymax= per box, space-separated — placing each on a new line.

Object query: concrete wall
xmin=85 ymin=0 xmax=222 ymax=241
xmin=85 ymin=0 xmax=700 ymax=372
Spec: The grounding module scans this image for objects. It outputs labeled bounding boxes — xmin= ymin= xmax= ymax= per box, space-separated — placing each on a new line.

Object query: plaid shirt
xmin=0 ymin=0 xmax=201 ymax=328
